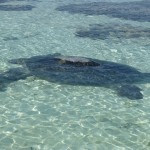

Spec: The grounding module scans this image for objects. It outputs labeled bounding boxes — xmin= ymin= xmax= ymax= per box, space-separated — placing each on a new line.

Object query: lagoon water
xmin=0 ymin=0 xmax=150 ymax=149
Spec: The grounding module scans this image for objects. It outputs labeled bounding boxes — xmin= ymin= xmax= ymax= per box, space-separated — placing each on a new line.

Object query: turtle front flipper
xmin=117 ymin=85 xmax=143 ymax=100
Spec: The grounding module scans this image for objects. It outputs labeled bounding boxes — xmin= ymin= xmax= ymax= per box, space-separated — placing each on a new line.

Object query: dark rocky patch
xmin=0 ymin=4 xmax=35 ymax=11
xmin=0 ymin=0 xmax=10 ymax=3
xmin=3 ymin=36 xmax=19 ymax=41
xmin=76 ymin=24 xmax=150 ymax=40
xmin=56 ymin=0 xmax=150 ymax=22
xmin=0 ymin=0 xmax=39 ymax=2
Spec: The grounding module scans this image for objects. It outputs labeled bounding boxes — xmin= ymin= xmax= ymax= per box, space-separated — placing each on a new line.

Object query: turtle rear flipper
xmin=4 ymin=68 xmax=30 ymax=81
xmin=117 ymin=85 xmax=143 ymax=100
xmin=0 ymin=68 xmax=30 ymax=91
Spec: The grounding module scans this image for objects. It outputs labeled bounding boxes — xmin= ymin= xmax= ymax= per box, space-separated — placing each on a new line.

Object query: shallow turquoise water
xmin=0 ymin=0 xmax=150 ymax=150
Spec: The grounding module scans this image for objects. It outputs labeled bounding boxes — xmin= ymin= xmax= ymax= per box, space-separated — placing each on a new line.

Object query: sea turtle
xmin=1 ymin=53 xmax=150 ymax=100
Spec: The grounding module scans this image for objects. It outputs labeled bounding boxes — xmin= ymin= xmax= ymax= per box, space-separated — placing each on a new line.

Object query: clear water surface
xmin=0 ymin=0 xmax=150 ymax=149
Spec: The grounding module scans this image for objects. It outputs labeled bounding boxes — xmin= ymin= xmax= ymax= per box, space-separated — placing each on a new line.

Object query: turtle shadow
xmin=0 ymin=53 xmax=150 ymax=100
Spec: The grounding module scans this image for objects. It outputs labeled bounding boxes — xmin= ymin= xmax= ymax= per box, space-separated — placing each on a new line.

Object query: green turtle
xmin=5 ymin=53 xmax=150 ymax=100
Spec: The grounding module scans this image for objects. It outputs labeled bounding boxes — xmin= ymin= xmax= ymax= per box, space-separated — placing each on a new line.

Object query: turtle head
xmin=8 ymin=58 xmax=27 ymax=65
